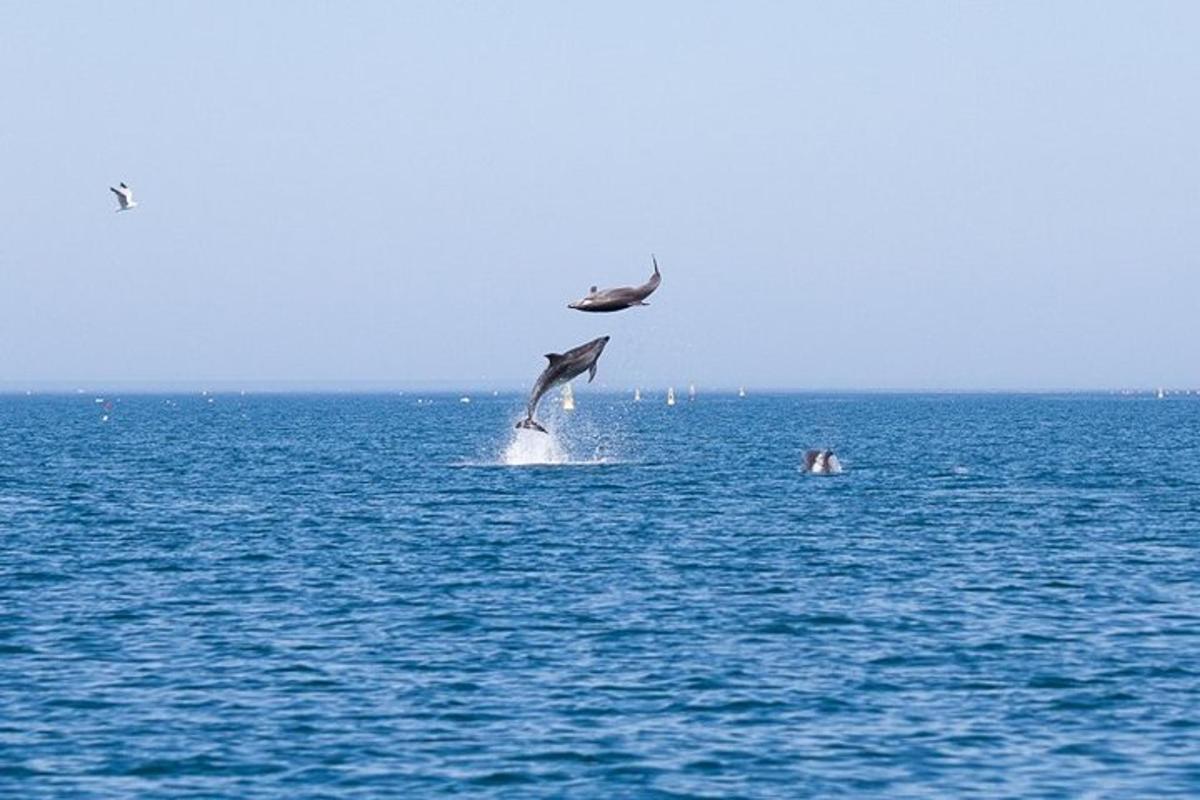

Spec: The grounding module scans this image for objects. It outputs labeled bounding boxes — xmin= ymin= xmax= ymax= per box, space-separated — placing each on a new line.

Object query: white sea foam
xmin=503 ymin=428 xmax=570 ymax=465
xmin=486 ymin=405 xmax=626 ymax=467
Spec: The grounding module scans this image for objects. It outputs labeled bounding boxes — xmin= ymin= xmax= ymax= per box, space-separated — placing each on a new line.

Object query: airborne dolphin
xmin=568 ymin=256 xmax=661 ymax=313
xmin=516 ymin=336 xmax=610 ymax=433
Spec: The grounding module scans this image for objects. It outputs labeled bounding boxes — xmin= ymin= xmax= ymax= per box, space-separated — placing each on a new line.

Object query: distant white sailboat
xmin=562 ymin=382 xmax=575 ymax=411
xmin=667 ymin=387 xmax=676 ymax=406
xmin=688 ymin=383 xmax=696 ymax=402
xmin=1157 ymin=387 xmax=1165 ymax=400
xmin=738 ymin=386 xmax=746 ymax=398
xmin=633 ymin=387 xmax=642 ymax=403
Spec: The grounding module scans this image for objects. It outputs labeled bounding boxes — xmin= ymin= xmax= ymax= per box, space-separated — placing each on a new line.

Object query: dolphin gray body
xmin=804 ymin=449 xmax=842 ymax=474
xmin=516 ymin=336 xmax=610 ymax=433
xmin=568 ymin=256 xmax=661 ymax=313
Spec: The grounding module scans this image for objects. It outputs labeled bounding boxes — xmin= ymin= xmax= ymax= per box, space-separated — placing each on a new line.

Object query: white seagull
xmin=110 ymin=182 xmax=137 ymax=211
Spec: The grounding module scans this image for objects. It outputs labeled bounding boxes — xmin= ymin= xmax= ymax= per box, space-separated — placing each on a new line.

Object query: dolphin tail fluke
xmin=645 ymin=255 xmax=661 ymax=291
xmin=516 ymin=418 xmax=549 ymax=434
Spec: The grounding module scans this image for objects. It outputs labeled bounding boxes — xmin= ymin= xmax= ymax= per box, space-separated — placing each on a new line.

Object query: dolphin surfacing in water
xmin=804 ymin=449 xmax=842 ymax=475
xmin=568 ymin=256 xmax=661 ymax=313
xmin=516 ymin=336 xmax=610 ymax=433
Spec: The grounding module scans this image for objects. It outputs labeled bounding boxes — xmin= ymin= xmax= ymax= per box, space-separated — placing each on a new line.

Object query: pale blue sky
xmin=2 ymin=2 xmax=1197 ymax=390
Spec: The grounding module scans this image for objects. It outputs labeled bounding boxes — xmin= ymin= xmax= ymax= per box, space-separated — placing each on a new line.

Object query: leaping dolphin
xmin=568 ymin=256 xmax=661 ymax=313
xmin=516 ymin=336 xmax=610 ymax=433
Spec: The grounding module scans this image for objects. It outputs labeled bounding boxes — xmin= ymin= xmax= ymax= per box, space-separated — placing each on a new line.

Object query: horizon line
xmin=1 ymin=380 xmax=1194 ymax=397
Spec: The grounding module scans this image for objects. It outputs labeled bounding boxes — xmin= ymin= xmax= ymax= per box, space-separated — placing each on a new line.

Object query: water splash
xmin=491 ymin=403 xmax=626 ymax=467
xmin=503 ymin=428 xmax=570 ymax=465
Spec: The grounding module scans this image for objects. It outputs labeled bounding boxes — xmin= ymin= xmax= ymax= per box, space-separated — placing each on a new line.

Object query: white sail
xmin=688 ymin=383 xmax=696 ymax=401
xmin=633 ymin=388 xmax=642 ymax=403
xmin=738 ymin=386 xmax=746 ymax=398
xmin=667 ymin=387 xmax=676 ymax=406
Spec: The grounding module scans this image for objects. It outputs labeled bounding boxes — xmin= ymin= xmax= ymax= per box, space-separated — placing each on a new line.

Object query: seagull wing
xmin=110 ymin=184 xmax=133 ymax=208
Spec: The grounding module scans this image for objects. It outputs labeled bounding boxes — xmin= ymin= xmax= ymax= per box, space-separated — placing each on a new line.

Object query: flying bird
xmin=110 ymin=182 xmax=137 ymax=212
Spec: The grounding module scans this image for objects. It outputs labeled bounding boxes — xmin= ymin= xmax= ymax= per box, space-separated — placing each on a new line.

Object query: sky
xmin=1 ymin=1 xmax=1197 ymax=391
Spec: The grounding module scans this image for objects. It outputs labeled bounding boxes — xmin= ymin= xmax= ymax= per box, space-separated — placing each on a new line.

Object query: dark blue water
xmin=2 ymin=393 xmax=1198 ymax=797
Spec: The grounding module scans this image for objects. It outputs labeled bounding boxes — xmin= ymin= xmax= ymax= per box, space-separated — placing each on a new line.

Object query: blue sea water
xmin=1 ymin=392 xmax=1198 ymax=798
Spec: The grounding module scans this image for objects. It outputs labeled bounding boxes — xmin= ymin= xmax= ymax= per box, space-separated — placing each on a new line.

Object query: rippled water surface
xmin=2 ymin=393 xmax=1198 ymax=797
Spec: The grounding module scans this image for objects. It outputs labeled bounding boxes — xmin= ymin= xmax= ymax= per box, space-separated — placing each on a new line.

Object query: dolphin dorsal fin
xmin=589 ymin=285 xmax=598 ymax=294
xmin=545 ymin=352 xmax=565 ymax=364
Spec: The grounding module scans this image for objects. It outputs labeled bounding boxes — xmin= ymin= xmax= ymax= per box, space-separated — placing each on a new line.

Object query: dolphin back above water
xmin=804 ymin=449 xmax=842 ymax=475
xmin=516 ymin=336 xmax=610 ymax=433
xmin=568 ymin=256 xmax=661 ymax=313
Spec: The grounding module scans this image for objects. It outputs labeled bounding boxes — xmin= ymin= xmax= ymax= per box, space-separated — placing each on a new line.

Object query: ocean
xmin=1 ymin=392 xmax=1197 ymax=797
